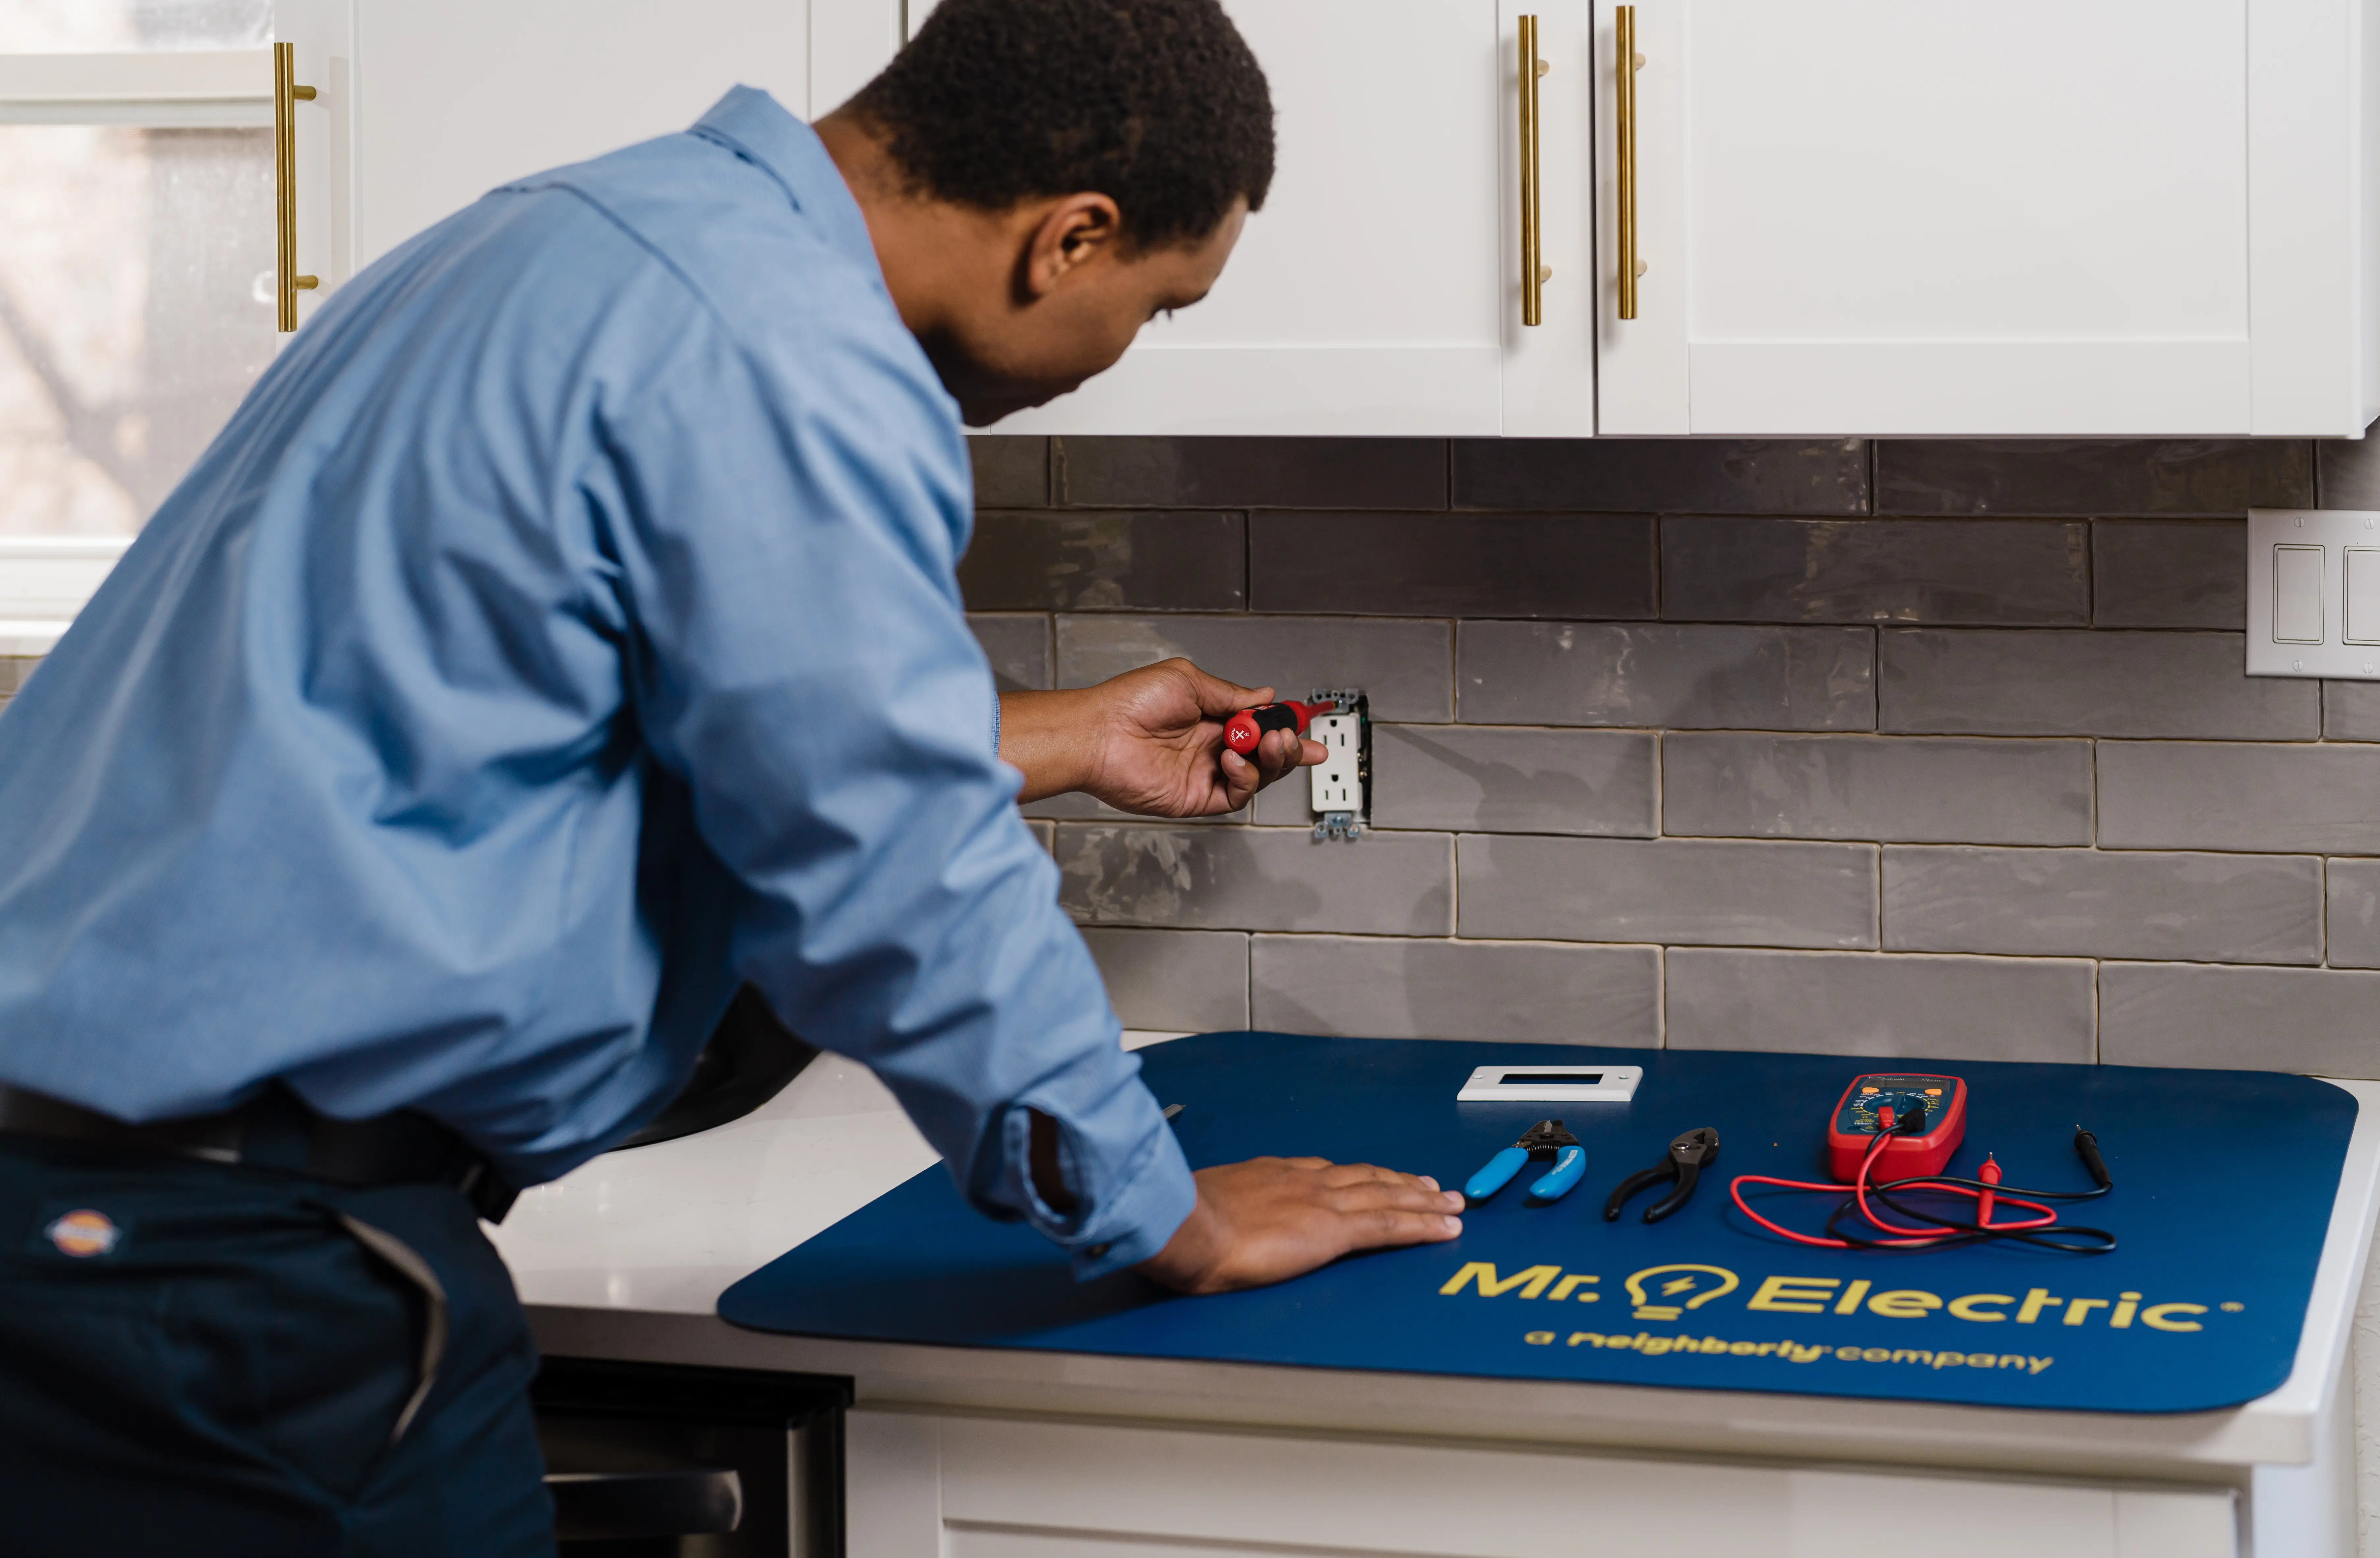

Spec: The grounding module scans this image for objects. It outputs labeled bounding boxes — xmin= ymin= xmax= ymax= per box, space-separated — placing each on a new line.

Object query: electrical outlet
xmin=1306 ymin=689 xmax=1368 ymax=842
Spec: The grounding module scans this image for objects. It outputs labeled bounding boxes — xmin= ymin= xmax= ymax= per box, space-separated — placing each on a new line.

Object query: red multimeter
xmin=1826 ymin=1073 xmax=1968 ymax=1182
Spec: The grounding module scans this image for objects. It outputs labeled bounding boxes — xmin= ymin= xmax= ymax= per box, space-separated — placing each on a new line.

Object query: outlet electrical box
xmin=1306 ymin=689 xmax=1369 ymax=842
xmin=2247 ymin=508 xmax=2380 ymax=678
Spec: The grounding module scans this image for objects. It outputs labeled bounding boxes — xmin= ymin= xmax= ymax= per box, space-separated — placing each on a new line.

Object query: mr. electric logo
xmin=1440 ymin=1260 xmax=2246 ymax=1380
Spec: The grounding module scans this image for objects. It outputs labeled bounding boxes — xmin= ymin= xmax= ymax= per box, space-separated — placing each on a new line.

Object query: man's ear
xmin=1019 ymin=193 xmax=1124 ymax=301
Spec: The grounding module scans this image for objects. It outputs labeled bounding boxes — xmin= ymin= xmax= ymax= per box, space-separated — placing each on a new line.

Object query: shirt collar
xmin=690 ymin=86 xmax=877 ymax=268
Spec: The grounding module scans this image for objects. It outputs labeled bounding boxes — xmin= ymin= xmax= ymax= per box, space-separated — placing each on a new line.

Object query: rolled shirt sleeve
xmin=593 ymin=306 xmax=1195 ymax=1275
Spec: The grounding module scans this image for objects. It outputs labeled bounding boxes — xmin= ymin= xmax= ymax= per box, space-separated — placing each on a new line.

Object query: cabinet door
xmin=1501 ymin=0 xmax=1599 ymax=436
xmin=996 ymin=0 xmax=1511 ymax=437
xmin=848 ymin=1410 xmax=2239 ymax=1558
xmin=1595 ymin=0 xmax=2258 ymax=435
xmin=277 ymin=0 xmax=809 ymax=281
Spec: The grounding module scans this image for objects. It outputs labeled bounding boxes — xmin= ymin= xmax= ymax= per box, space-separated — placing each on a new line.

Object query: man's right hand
xmin=1136 ymin=1156 xmax=1465 ymax=1295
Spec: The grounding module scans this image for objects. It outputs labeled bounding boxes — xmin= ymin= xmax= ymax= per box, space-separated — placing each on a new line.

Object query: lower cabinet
xmin=847 ymin=1408 xmax=2237 ymax=1558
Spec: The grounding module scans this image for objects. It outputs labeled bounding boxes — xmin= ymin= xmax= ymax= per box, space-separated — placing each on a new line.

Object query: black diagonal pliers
xmin=1603 ymin=1127 xmax=1721 ymax=1224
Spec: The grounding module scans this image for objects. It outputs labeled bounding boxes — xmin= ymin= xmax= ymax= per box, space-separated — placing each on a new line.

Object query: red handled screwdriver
xmin=1223 ymin=700 xmax=1328 ymax=757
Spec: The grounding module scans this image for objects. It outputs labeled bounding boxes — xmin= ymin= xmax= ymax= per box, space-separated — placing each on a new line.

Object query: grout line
xmin=1655 ymin=943 xmax=1668 ymax=1049
xmin=1649 ymin=730 xmax=1664 ymax=837
xmin=2089 ymin=959 xmax=2100 ymax=1064
xmin=2087 ymin=736 xmax=2099 ymax=847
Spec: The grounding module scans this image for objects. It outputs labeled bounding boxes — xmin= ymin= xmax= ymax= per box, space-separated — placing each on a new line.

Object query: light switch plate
xmin=2247 ymin=508 xmax=2380 ymax=678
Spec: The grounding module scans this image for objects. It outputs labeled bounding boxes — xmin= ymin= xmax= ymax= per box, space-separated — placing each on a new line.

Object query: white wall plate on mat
xmin=1457 ymin=1065 xmax=1642 ymax=1103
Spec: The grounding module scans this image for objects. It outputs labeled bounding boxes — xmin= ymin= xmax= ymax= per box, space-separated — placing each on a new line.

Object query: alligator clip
xmin=1603 ymin=1127 xmax=1720 ymax=1225
xmin=1465 ymin=1119 xmax=1586 ymax=1204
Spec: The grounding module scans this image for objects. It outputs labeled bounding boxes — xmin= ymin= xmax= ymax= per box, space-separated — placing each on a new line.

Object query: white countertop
xmin=492 ymin=1043 xmax=2380 ymax=1484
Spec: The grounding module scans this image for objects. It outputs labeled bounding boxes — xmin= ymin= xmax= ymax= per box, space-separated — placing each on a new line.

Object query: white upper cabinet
xmin=1599 ymin=0 xmax=2380 ymax=436
xmin=271 ymin=0 xmax=825 ymax=314
xmin=274 ymin=0 xmax=2378 ymax=437
xmin=1000 ymin=0 xmax=1599 ymax=437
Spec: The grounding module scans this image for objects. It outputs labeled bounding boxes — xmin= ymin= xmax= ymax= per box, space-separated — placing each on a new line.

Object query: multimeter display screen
xmin=1835 ymin=1074 xmax=1960 ymax=1136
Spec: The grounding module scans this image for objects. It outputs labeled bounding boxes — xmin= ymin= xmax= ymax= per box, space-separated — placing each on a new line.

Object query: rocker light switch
xmin=2274 ymin=545 xmax=2324 ymax=643
xmin=2348 ymin=550 xmax=2380 ymax=644
xmin=2248 ymin=509 xmax=2380 ymax=678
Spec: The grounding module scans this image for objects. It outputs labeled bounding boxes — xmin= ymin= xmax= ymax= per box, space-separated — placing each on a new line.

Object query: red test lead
xmin=1727 ymin=1073 xmax=2117 ymax=1254
xmin=1223 ymin=700 xmax=1328 ymax=756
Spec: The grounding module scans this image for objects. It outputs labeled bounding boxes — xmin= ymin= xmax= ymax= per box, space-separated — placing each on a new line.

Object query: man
xmin=0 ymin=0 xmax=1464 ymax=1550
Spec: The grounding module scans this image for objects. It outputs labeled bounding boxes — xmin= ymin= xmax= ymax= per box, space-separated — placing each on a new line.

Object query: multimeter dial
xmin=1826 ymin=1073 xmax=1968 ymax=1182
xmin=1835 ymin=1075 xmax=1959 ymax=1136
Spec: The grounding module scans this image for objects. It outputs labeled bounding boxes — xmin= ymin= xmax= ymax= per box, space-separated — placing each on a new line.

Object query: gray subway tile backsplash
xmin=967 ymin=435 xmax=2380 ymax=1075
xmin=1879 ymin=629 xmax=2318 ymax=739
xmin=2097 ymin=741 xmax=2380 ymax=855
xmin=2098 ymin=960 xmax=2380 ymax=1073
xmin=1250 ymin=934 xmax=1660 ymax=1044
xmin=2327 ymin=858 xmax=2380 ymax=968
xmin=2091 ymin=521 xmax=2245 ymax=629
xmin=968 ymin=435 xmax=1049 ymax=508
xmin=1660 ymin=517 xmax=2089 ymax=626
xmin=1369 ymin=724 xmax=1657 ymax=836
xmin=1080 ymin=926 xmax=1250 ymax=1032
xmin=959 ymin=511 xmax=1244 ymax=612
xmin=2322 ymin=681 xmax=2380 ymax=740
xmin=1458 ymin=621 xmax=1875 ymax=731
xmin=1661 ymin=733 xmax=2092 ymax=846
xmin=966 ymin=613 xmax=1052 ymax=692
xmin=1250 ymin=511 xmax=1656 ymax=620
xmin=1459 ymin=834 xmax=1879 ymax=950
xmin=1056 ymin=614 xmax=1453 ymax=722
xmin=1056 ymin=823 xmax=1455 ymax=936
xmin=1883 ymin=846 xmax=2323 ymax=965
xmin=1664 ymin=948 xmax=2096 ymax=1063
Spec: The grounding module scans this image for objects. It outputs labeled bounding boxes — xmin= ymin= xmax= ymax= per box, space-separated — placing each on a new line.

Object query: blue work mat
xmin=719 ymin=1033 xmax=2357 ymax=1413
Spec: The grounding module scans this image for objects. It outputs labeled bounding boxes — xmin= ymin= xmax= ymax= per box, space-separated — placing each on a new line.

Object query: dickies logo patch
xmin=44 ymin=1209 xmax=121 ymax=1258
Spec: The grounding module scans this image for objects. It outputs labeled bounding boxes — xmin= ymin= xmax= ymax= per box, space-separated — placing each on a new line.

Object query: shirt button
xmin=1085 ymin=1242 xmax=1112 ymax=1260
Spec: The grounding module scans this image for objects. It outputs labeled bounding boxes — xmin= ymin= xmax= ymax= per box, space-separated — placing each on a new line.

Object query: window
xmin=0 ymin=2 xmax=280 ymax=644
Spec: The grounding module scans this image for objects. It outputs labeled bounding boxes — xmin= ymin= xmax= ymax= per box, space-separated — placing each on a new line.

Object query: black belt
xmin=0 ymin=1081 xmax=518 ymax=1223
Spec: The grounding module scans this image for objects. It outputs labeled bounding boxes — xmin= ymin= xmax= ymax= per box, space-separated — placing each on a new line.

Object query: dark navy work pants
xmin=0 ymin=1135 xmax=555 ymax=1556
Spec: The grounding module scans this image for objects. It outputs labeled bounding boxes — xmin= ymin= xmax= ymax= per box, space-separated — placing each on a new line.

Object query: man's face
xmin=929 ymin=201 xmax=1248 ymax=426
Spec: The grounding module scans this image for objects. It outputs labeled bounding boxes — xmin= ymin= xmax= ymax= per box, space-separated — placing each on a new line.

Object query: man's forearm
xmin=998 ymin=688 xmax=1102 ymax=802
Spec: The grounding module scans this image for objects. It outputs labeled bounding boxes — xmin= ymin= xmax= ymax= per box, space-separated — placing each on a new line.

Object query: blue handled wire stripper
xmin=1465 ymin=1118 xmax=1586 ymax=1203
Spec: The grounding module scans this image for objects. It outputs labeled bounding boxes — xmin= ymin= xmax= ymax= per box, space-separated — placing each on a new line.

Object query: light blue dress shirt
xmin=0 ymin=88 xmax=1194 ymax=1273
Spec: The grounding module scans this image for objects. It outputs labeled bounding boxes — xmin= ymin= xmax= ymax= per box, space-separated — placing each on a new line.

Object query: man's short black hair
xmin=849 ymin=0 xmax=1275 ymax=250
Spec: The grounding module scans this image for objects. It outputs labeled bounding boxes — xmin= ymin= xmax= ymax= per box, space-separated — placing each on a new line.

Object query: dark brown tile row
xmin=1054 ymin=438 xmax=1448 ymax=510
xmin=1010 ymin=435 xmax=2323 ymax=516
xmin=966 ymin=511 xmax=2130 ymax=626
xmin=1874 ymin=439 xmax=2312 ymax=516
xmin=1453 ymin=439 xmax=1870 ymax=515
xmin=1249 ymin=512 xmax=1654 ymax=619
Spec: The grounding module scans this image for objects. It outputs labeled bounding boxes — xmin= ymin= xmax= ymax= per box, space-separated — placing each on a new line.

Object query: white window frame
xmin=0 ymin=48 xmax=271 ymax=646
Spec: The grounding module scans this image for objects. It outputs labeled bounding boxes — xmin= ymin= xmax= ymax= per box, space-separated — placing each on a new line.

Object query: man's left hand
xmin=1000 ymin=657 xmax=1325 ymax=816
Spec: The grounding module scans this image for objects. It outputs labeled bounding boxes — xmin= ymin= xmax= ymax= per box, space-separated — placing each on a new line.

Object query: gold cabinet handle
xmin=1518 ymin=16 xmax=1546 ymax=327
xmin=274 ymin=41 xmax=319 ymax=333
xmin=1616 ymin=6 xmax=1640 ymax=321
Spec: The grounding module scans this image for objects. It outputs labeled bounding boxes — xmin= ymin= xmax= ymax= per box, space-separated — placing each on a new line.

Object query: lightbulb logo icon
xmin=1623 ymin=1264 xmax=1739 ymax=1321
